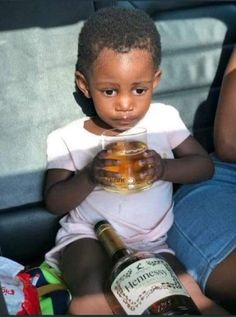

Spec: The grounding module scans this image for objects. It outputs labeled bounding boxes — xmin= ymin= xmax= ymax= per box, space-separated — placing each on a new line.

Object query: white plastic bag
xmin=0 ymin=256 xmax=40 ymax=315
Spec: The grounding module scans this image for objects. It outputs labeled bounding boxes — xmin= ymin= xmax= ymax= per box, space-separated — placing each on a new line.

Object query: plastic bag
xmin=0 ymin=256 xmax=40 ymax=315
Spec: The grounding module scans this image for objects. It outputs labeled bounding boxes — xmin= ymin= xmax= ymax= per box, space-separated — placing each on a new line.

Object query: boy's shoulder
xmin=149 ymin=102 xmax=179 ymax=115
xmin=48 ymin=117 xmax=87 ymax=138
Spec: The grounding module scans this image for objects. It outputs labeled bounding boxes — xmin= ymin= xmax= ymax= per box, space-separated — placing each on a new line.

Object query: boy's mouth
xmin=117 ymin=116 xmax=133 ymax=122
xmin=114 ymin=117 xmax=137 ymax=129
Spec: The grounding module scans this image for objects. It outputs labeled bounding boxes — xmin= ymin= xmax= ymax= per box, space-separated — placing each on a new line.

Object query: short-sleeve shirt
xmin=45 ymin=103 xmax=190 ymax=269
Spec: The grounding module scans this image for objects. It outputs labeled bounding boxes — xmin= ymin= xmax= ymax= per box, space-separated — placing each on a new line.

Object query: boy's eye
xmin=133 ymin=88 xmax=147 ymax=95
xmin=102 ymin=89 xmax=117 ymax=97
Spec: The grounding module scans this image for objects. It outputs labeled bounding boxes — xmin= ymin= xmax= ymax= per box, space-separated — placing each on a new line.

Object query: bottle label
xmin=111 ymin=257 xmax=190 ymax=314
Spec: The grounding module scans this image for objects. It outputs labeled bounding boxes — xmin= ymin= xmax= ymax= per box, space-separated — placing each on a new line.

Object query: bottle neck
xmin=95 ymin=221 xmax=130 ymax=262
xmin=111 ymin=248 xmax=130 ymax=263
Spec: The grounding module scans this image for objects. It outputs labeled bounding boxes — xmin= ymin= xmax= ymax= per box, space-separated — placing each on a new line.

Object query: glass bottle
xmin=94 ymin=220 xmax=200 ymax=315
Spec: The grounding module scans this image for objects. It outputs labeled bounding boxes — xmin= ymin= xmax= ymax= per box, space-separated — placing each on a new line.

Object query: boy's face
xmin=76 ymin=48 xmax=161 ymax=131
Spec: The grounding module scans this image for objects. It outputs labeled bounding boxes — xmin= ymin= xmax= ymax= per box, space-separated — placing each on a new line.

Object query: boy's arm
xmin=44 ymin=165 xmax=95 ymax=215
xmin=162 ymin=135 xmax=214 ymax=184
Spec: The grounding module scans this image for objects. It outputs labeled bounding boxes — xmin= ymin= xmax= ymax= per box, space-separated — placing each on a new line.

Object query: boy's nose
xmin=115 ymin=96 xmax=133 ymax=112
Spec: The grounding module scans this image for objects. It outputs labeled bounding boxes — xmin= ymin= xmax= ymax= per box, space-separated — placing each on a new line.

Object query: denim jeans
xmin=167 ymin=155 xmax=236 ymax=292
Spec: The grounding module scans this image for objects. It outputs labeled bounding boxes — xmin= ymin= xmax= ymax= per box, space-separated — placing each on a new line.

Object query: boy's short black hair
xmin=76 ymin=7 xmax=161 ymax=76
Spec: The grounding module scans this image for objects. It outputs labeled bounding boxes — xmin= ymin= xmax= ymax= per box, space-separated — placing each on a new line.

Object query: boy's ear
xmin=153 ymin=69 xmax=162 ymax=89
xmin=75 ymin=71 xmax=91 ymax=98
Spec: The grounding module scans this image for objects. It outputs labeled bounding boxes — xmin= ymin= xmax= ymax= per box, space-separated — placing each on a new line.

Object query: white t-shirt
xmin=45 ymin=103 xmax=190 ymax=269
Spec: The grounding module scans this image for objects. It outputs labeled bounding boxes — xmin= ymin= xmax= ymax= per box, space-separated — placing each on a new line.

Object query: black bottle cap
xmin=94 ymin=220 xmax=110 ymax=232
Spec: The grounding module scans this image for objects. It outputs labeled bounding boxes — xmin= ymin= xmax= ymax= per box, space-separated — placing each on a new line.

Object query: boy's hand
xmin=89 ymin=150 xmax=121 ymax=186
xmin=140 ymin=150 xmax=166 ymax=183
xmin=88 ymin=149 xmax=166 ymax=187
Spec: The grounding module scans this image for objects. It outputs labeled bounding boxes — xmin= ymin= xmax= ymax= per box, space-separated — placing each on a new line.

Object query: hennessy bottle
xmin=94 ymin=220 xmax=200 ymax=315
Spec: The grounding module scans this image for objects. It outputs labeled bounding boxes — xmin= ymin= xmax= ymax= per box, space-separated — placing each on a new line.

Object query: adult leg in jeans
xmin=168 ymin=158 xmax=236 ymax=305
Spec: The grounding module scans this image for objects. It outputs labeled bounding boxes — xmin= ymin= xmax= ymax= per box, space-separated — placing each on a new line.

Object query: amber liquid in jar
xmin=103 ymin=140 xmax=151 ymax=193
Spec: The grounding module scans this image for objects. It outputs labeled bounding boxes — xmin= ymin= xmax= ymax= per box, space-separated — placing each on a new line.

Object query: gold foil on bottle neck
xmin=96 ymin=223 xmax=126 ymax=257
